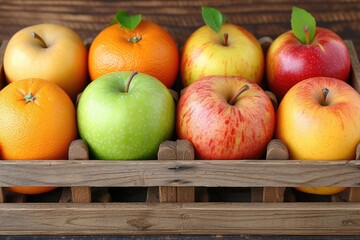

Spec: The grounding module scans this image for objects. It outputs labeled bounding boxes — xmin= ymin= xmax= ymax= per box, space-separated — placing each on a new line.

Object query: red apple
xmin=266 ymin=7 xmax=350 ymax=101
xmin=177 ymin=75 xmax=276 ymax=160
xmin=276 ymin=77 xmax=360 ymax=195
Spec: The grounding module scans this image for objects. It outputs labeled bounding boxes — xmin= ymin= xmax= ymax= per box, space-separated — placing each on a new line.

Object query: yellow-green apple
xmin=266 ymin=7 xmax=350 ymax=101
xmin=180 ymin=6 xmax=264 ymax=87
xmin=177 ymin=75 xmax=275 ymax=160
xmin=77 ymin=71 xmax=175 ymax=160
xmin=276 ymin=77 xmax=360 ymax=195
xmin=3 ymin=23 xmax=88 ymax=101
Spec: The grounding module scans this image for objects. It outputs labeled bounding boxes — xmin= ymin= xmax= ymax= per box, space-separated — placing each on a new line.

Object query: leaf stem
xmin=303 ymin=26 xmax=311 ymax=44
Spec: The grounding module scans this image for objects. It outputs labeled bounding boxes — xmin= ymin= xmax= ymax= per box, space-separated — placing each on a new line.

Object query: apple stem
xmin=303 ymin=26 xmax=310 ymax=44
xmin=321 ymin=87 xmax=329 ymax=106
xmin=30 ymin=32 xmax=47 ymax=48
xmin=125 ymin=71 xmax=138 ymax=93
xmin=223 ymin=33 xmax=229 ymax=46
xmin=229 ymin=85 xmax=249 ymax=105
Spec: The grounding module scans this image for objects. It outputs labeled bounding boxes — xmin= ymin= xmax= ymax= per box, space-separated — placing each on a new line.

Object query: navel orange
xmin=88 ymin=15 xmax=179 ymax=88
xmin=0 ymin=78 xmax=78 ymax=194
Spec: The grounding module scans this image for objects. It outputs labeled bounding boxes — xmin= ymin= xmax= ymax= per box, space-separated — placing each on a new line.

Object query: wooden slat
xmin=0 ymin=159 xmax=359 ymax=188
xmin=253 ymin=139 xmax=288 ymax=203
xmin=348 ymin=143 xmax=360 ymax=202
xmin=346 ymin=40 xmax=360 ymax=93
xmin=0 ymin=40 xmax=5 ymax=201
xmin=0 ymin=40 xmax=7 ymax=90
xmin=68 ymin=139 xmax=91 ymax=203
xmin=158 ymin=140 xmax=195 ymax=203
xmin=0 ymin=202 xmax=359 ymax=235
xmin=158 ymin=141 xmax=178 ymax=203
xmin=0 ymin=188 xmax=4 ymax=203
xmin=174 ymin=140 xmax=195 ymax=202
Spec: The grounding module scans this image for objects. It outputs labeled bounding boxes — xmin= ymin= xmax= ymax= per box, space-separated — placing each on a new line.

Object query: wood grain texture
xmin=0 ymin=202 xmax=359 ymax=235
xmin=0 ymin=40 xmax=6 ymax=90
xmin=0 ymin=0 xmax=359 ymax=56
xmin=0 ymin=159 xmax=359 ymax=188
xmin=158 ymin=140 xmax=195 ymax=203
xmin=69 ymin=139 xmax=92 ymax=203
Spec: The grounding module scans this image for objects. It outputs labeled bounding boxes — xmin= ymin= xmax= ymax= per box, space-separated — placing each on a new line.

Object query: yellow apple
xmin=180 ymin=23 xmax=264 ymax=87
xmin=3 ymin=23 xmax=88 ymax=101
xmin=276 ymin=77 xmax=360 ymax=195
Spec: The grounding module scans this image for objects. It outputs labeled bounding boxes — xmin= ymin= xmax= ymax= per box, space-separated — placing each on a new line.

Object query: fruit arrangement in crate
xmin=0 ymin=5 xmax=359 ymax=235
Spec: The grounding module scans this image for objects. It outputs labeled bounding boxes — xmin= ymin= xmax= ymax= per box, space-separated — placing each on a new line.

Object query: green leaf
xmin=112 ymin=10 xmax=142 ymax=30
xmin=291 ymin=6 xmax=316 ymax=44
xmin=201 ymin=6 xmax=227 ymax=33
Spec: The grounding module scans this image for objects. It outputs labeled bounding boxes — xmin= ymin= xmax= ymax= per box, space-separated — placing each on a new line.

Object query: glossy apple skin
xmin=180 ymin=23 xmax=264 ymax=87
xmin=276 ymin=77 xmax=360 ymax=195
xmin=177 ymin=75 xmax=275 ymax=160
xmin=3 ymin=23 xmax=88 ymax=101
xmin=77 ymin=72 xmax=175 ymax=160
xmin=266 ymin=27 xmax=350 ymax=101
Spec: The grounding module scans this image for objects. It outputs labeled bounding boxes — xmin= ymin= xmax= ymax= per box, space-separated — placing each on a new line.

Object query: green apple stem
xmin=229 ymin=85 xmax=249 ymax=105
xmin=321 ymin=87 xmax=329 ymax=106
xmin=24 ymin=92 xmax=36 ymax=103
xmin=125 ymin=71 xmax=138 ymax=93
xmin=303 ymin=26 xmax=310 ymax=44
xmin=223 ymin=33 xmax=229 ymax=46
xmin=30 ymin=32 xmax=47 ymax=48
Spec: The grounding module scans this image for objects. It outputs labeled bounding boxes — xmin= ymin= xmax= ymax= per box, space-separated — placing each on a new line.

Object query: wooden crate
xmin=0 ymin=35 xmax=360 ymax=236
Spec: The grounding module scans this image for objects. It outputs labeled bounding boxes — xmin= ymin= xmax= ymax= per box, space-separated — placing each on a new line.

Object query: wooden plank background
xmin=0 ymin=0 xmax=359 ymax=56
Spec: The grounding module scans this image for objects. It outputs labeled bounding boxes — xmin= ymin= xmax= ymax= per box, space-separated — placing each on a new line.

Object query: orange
xmin=88 ymin=20 xmax=179 ymax=88
xmin=295 ymin=186 xmax=347 ymax=196
xmin=0 ymin=78 xmax=78 ymax=195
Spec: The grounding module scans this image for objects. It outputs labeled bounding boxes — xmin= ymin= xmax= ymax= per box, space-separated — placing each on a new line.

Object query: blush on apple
xmin=276 ymin=77 xmax=360 ymax=195
xmin=180 ymin=6 xmax=264 ymax=87
xmin=266 ymin=7 xmax=350 ymax=101
xmin=176 ymin=75 xmax=276 ymax=160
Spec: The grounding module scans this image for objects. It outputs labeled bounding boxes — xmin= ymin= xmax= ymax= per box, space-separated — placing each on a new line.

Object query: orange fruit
xmin=0 ymin=78 xmax=78 ymax=195
xmin=295 ymin=186 xmax=347 ymax=196
xmin=88 ymin=20 xmax=179 ymax=88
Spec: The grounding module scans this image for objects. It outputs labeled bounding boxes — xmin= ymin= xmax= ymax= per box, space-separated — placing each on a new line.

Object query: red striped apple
xmin=266 ymin=7 xmax=350 ymax=101
xmin=276 ymin=77 xmax=360 ymax=195
xmin=177 ymin=75 xmax=275 ymax=160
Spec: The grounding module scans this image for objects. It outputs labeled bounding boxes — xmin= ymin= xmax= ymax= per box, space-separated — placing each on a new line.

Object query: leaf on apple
xmin=109 ymin=10 xmax=142 ymax=30
xmin=201 ymin=6 xmax=227 ymax=33
xmin=291 ymin=6 xmax=316 ymax=44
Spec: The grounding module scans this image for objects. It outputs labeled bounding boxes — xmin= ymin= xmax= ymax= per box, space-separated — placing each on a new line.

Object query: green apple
xmin=77 ymin=71 xmax=175 ymax=160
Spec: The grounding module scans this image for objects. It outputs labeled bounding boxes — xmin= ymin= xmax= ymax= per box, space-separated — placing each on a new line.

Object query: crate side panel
xmin=0 ymin=202 xmax=359 ymax=235
xmin=0 ymin=160 xmax=359 ymax=188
